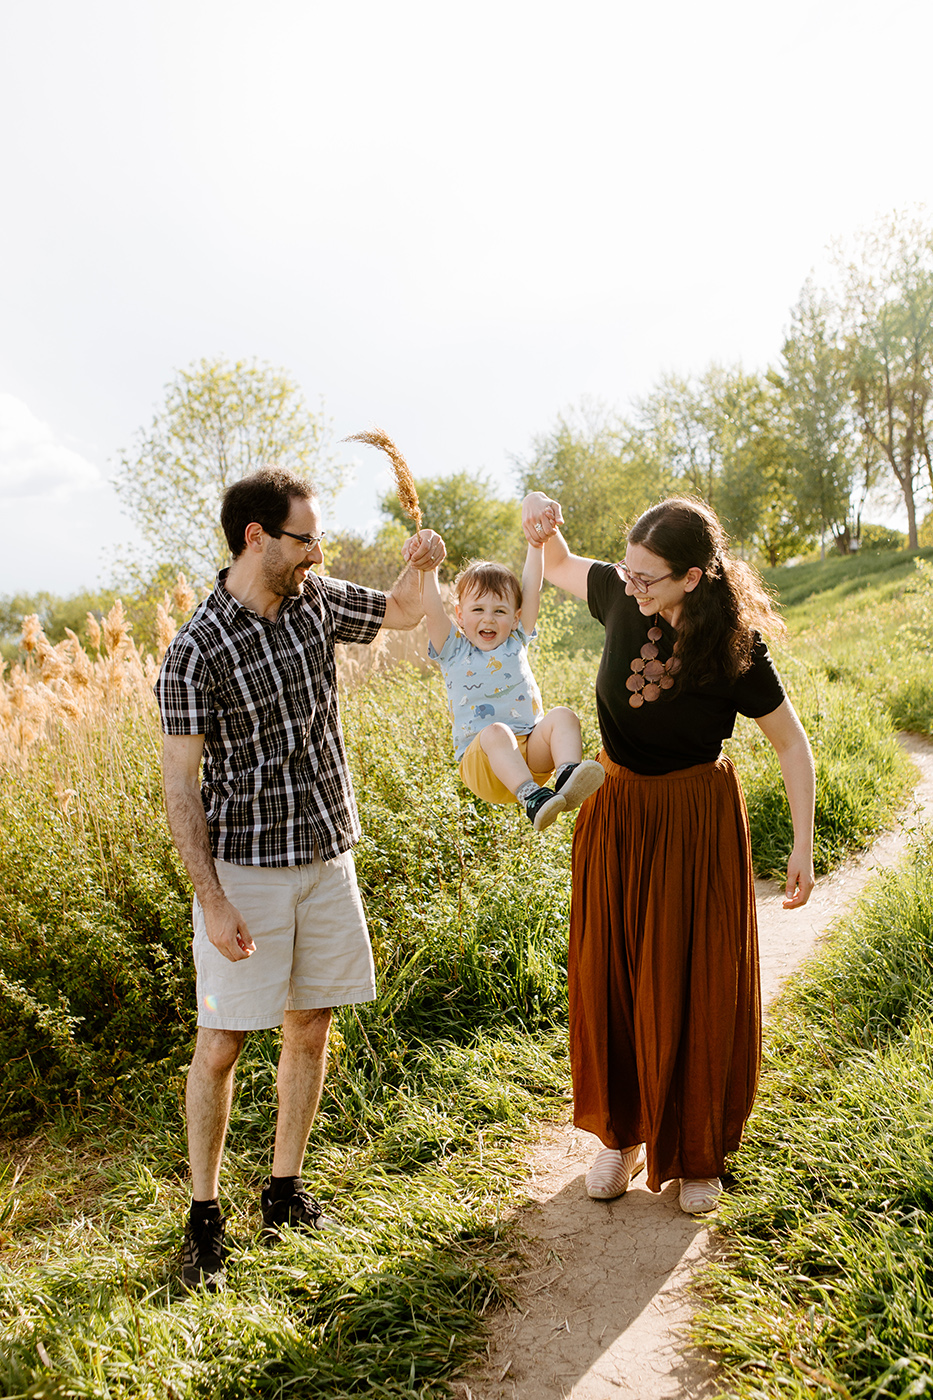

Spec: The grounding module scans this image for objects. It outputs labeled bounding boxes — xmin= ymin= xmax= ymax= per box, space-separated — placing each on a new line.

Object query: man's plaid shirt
xmin=155 ymin=569 xmax=386 ymax=865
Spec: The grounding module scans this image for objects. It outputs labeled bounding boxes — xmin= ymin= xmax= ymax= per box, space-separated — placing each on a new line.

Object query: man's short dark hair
xmin=221 ymin=468 xmax=317 ymax=558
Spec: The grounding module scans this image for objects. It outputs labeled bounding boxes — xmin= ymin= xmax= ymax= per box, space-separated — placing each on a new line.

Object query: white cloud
xmin=0 ymin=393 xmax=101 ymax=501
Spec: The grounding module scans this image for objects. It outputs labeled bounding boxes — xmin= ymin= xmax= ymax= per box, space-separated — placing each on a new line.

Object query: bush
xmin=858 ymin=521 xmax=908 ymax=551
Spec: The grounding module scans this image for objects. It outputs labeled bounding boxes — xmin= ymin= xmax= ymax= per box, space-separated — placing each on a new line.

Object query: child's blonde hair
xmin=454 ymin=560 xmax=522 ymax=610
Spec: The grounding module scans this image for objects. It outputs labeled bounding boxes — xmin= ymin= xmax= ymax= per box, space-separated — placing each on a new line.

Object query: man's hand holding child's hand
xmin=403 ymin=530 xmax=447 ymax=572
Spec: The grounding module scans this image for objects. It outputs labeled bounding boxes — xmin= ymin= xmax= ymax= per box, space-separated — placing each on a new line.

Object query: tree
xmin=112 ymin=357 xmax=344 ymax=588
xmin=714 ymin=375 xmax=813 ymax=566
xmin=835 ymin=212 xmax=933 ymax=548
xmin=634 ymin=371 xmax=730 ymax=506
xmin=325 ymin=522 xmax=411 ymax=591
xmin=516 ymin=400 xmax=669 ymax=561
xmin=771 ymin=281 xmax=864 ymax=555
xmin=380 ymin=470 xmax=523 ymax=579
xmin=629 ymin=366 xmax=814 ymax=564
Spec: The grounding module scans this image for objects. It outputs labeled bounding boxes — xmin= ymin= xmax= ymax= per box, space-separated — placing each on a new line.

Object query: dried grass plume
xmin=345 ymin=429 xmax=423 ymax=534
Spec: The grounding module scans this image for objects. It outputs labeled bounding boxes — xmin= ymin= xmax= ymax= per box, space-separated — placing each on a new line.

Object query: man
xmin=156 ymin=465 xmax=445 ymax=1290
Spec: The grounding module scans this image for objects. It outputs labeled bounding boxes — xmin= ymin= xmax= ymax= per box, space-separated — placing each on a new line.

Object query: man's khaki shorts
xmin=458 ymin=731 xmax=553 ymax=805
xmin=192 ymin=850 xmax=376 ymax=1031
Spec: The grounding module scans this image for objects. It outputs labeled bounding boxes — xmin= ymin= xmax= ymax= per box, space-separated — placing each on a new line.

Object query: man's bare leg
xmin=186 ymin=1027 xmax=245 ymax=1199
xmin=271 ymin=1007 xmax=333 ymax=1177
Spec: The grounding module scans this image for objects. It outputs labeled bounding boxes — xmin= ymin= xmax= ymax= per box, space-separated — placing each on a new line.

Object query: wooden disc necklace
xmin=626 ymin=619 xmax=682 ymax=708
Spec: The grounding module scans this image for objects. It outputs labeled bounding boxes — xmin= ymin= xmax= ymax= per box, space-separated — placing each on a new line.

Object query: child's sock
xmin=515 ymin=779 xmax=539 ymax=804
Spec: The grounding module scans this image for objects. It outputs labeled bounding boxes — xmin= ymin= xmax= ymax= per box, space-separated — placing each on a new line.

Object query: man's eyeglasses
xmin=266 ymin=527 xmax=326 ymax=553
xmin=616 ymin=563 xmax=673 ymax=593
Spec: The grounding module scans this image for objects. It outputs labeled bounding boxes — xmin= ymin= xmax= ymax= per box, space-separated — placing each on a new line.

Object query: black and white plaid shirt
xmin=155 ymin=568 xmax=386 ymax=865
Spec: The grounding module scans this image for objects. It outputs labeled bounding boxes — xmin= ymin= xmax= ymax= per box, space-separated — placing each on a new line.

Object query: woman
xmin=521 ymin=492 xmax=815 ymax=1214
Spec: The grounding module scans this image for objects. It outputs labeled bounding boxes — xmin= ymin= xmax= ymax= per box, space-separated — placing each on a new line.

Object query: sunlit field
xmin=0 ymin=557 xmax=927 ymax=1397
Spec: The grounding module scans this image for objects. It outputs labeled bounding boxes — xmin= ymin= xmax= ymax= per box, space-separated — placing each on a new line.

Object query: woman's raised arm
xmin=521 ymin=492 xmax=594 ymax=601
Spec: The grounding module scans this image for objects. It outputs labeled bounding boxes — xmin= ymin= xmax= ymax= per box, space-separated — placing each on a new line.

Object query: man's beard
xmin=261 ymin=549 xmax=306 ymax=598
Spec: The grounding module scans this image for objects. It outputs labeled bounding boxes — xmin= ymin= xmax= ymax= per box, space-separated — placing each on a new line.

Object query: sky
xmin=2 ymin=0 xmax=931 ymax=596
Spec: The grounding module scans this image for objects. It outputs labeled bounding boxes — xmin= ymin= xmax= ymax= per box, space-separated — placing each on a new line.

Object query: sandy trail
xmin=457 ymin=734 xmax=933 ymax=1400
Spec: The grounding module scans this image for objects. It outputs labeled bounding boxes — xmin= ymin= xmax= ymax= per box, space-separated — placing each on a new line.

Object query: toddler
xmin=423 ymin=541 xmax=605 ymax=830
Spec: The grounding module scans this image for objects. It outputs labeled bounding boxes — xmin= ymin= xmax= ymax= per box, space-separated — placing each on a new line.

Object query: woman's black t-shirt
xmin=587 ymin=561 xmax=786 ymax=775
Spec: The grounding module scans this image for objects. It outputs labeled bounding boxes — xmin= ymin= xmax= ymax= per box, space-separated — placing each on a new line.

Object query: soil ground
xmin=456 ymin=734 xmax=933 ymax=1400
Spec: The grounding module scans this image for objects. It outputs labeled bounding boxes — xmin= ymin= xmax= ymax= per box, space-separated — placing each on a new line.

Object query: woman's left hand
xmin=782 ymin=843 xmax=815 ymax=909
xmin=521 ymin=492 xmax=563 ymax=546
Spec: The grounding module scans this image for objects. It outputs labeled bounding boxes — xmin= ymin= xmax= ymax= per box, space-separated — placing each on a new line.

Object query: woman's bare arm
xmin=754 ymin=698 xmax=816 ymax=909
xmin=521 ymin=492 xmax=595 ymax=600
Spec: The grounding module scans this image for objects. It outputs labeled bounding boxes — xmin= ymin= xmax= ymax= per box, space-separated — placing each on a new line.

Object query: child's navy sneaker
xmin=523 ymin=786 xmax=566 ymax=831
xmin=554 ymin=760 xmax=606 ymax=810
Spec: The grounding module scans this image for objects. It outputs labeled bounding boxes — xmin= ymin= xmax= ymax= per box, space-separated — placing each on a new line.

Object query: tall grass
xmin=767 ymin=551 xmax=933 ymax=737
xmin=696 ymin=829 xmax=933 ymax=1400
xmin=689 ymin=550 xmax=933 ymax=1396
xmin=0 ymin=579 xmax=921 ymax=1398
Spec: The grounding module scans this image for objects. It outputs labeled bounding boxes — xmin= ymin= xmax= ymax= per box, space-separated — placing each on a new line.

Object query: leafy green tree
xmin=630 ymin=366 xmax=813 ymax=564
xmin=112 ymin=357 xmax=344 ymax=589
xmin=715 ymin=375 xmax=814 ymax=566
xmin=516 ymin=400 xmax=669 ymax=561
xmin=380 ymin=470 xmax=522 ymax=579
xmin=835 ymin=211 xmax=933 ymax=548
xmin=325 ymin=522 xmax=411 ymax=591
xmin=634 ymin=370 xmax=732 ymax=506
xmin=769 ymin=282 xmax=864 ymax=554
xmin=0 ymin=588 xmax=121 ymax=662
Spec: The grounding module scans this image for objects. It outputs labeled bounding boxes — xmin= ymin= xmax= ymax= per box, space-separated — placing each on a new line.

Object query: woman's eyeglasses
xmin=616 ymin=563 xmax=673 ymax=593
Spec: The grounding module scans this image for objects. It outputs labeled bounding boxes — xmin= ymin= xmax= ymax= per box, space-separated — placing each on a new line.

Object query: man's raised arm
xmin=381 ymin=529 xmax=448 ymax=630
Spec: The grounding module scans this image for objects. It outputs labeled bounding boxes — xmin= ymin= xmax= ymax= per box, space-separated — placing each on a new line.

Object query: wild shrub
xmin=727 ymin=650 xmax=913 ymax=876
xmin=0 ymin=592 xmax=914 ymax=1130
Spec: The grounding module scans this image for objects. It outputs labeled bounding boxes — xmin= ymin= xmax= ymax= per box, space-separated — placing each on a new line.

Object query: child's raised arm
xmin=520 ymin=541 xmax=545 ymax=633
xmin=421 ymin=565 xmax=455 ymax=652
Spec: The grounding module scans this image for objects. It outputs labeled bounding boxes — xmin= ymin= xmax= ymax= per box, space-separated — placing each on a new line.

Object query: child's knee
xmin=479 ymin=722 xmax=513 ymax=752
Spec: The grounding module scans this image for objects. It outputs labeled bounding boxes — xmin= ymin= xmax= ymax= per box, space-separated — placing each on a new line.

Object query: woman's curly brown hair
xmin=628 ymin=496 xmax=785 ymax=691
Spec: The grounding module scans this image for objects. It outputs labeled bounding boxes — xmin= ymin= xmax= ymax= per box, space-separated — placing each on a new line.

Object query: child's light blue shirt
xmin=428 ymin=623 xmax=545 ymax=761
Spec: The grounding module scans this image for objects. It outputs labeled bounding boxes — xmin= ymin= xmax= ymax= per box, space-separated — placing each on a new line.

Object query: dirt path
xmin=456 ymin=734 xmax=933 ymax=1400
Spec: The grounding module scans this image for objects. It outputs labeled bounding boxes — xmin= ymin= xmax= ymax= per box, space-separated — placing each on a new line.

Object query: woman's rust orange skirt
xmin=569 ymin=751 xmax=761 ymax=1192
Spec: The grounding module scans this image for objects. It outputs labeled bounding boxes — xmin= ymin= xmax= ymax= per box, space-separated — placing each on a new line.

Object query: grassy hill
xmin=763 ymin=544 xmax=933 ymax=621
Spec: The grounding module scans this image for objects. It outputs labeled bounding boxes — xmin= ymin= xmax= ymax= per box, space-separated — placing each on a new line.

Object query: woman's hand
xmin=783 ymin=843 xmax=816 ymax=909
xmin=522 ymin=492 xmax=564 ymax=547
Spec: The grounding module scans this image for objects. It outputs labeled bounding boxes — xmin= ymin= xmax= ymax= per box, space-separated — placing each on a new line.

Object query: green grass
xmin=0 ymin=1026 xmax=567 ymax=1399
xmin=695 ymin=829 xmax=933 ymax=1400
xmin=762 ymin=551 xmax=933 ymax=738
xmin=0 ymin=586 xmax=925 ymax=1398
xmin=762 ymin=546 xmax=933 ymax=618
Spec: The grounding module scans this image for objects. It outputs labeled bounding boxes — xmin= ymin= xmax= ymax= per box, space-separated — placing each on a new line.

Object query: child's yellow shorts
xmin=458 ymin=731 xmax=554 ymax=805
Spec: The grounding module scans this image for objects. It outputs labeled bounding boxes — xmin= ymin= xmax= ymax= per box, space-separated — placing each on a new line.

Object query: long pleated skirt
xmin=569 ymin=750 xmax=761 ymax=1192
